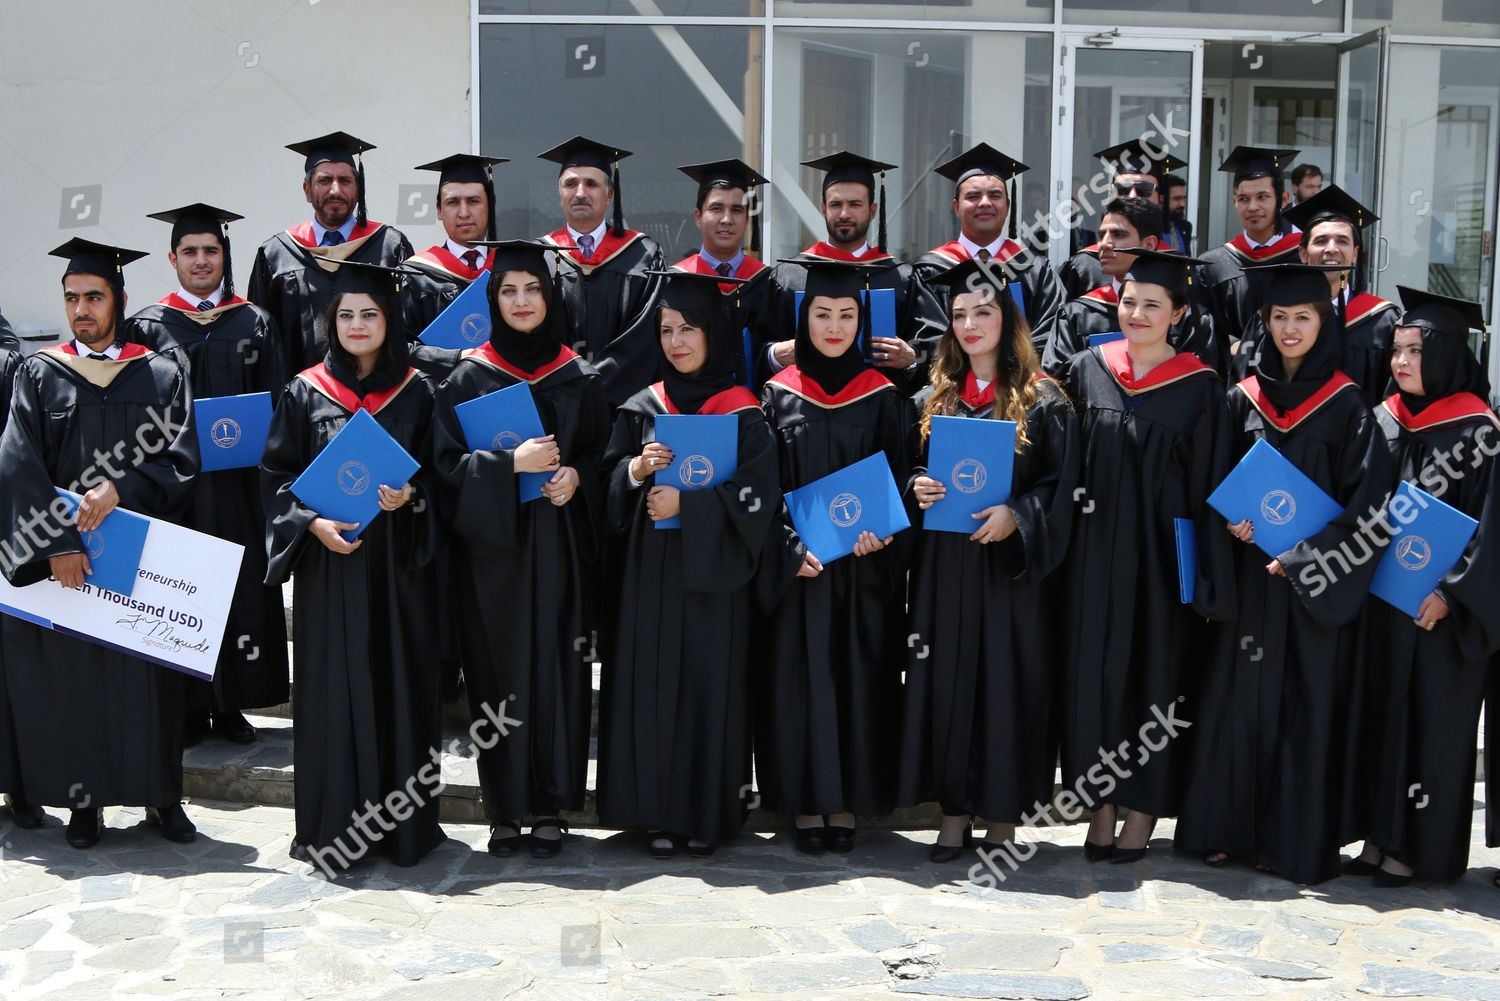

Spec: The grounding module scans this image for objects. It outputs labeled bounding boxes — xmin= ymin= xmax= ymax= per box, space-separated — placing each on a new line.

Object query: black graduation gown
xmin=760 ymin=245 xmax=948 ymax=394
xmin=261 ymin=368 xmax=445 ymax=865
xmin=0 ymin=346 xmax=198 ymax=808
xmin=1058 ymin=247 xmax=1104 ymax=301
xmin=597 ymin=384 xmax=780 ymax=843
xmin=914 ymin=240 xmax=1065 ymax=357
xmin=430 ymin=345 xmax=609 ymax=822
xmin=247 ymin=221 xmax=414 ymax=378
xmin=126 ymin=297 xmax=290 ymax=713
xmin=0 ymin=308 xmax=17 ymax=350
xmin=1059 ymin=341 xmax=1236 ymax=821
xmin=398 ymin=247 xmax=487 ymax=378
xmin=1196 ymin=231 xmax=1301 ymax=355
xmin=1041 ymin=287 xmax=1223 ymax=380
xmin=0 ymin=344 xmax=24 ymax=793
xmin=1358 ymin=396 xmax=1500 ymax=880
xmin=1174 ymin=374 xmax=1393 ymax=884
xmin=1342 ymin=295 xmax=1400 ymax=408
xmin=541 ymin=229 xmax=665 ymax=409
xmin=897 ymin=379 xmax=1080 ymax=821
xmin=755 ymin=367 xmax=912 ymax=817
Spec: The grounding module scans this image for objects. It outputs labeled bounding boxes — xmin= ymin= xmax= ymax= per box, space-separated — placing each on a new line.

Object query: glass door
xmin=1051 ymin=36 xmax=1204 ymax=270
xmin=1332 ymin=27 xmax=1390 ymax=292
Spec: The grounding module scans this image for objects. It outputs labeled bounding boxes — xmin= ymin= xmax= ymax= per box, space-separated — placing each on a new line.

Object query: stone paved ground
xmin=2 ymin=794 xmax=1500 ymax=1000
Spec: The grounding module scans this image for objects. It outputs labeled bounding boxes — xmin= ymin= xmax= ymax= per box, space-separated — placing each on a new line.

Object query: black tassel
xmin=877 ymin=171 xmax=888 ymax=254
xmin=484 ymin=167 xmax=498 ymax=241
xmin=220 ymin=224 xmax=235 ymax=300
xmin=1008 ymin=178 xmax=1017 ymax=241
xmin=611 ymin=163 xmax=625 ymax=238
xmin=749 ymin=189 xmax=761 ymax=257
xmin=356 ymin=154 xmax=368 ymax=229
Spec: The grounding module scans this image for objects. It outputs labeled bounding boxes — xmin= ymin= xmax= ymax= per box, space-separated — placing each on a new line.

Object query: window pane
xmin=774 ymin=0 xmax=1052 ymax=23
xmin=478 ymin=23 xmax=761 ymax=262
xmin=1355 ymin=0 xmax=1500 ymax=40
xmin=480 ymin=1 xmax=756 ymax=15
xmin=767 ymin=29 xmax=1053 ymax=262
xmin=1062 ymin=0 xmax=1339 ymax=30
xmin=1379 ymin=45 xmax=1500 ymax=315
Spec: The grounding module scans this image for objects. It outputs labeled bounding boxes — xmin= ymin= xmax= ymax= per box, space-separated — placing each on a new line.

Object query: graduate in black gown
xmin=1197 ymin=147 xmax=1304 ymax=356
xmin=1042 ymin=198 xmax=1220 ymax=379
xmin=536 ymin=137 xmax=665 ymax=408
xmin=900 ymin=257 xmax=1080 ymax=862
xmin=1342 ymin=289 xmax=1500 ymax=887
xmin=757 ymin=259 xmax=912 ymax=854
xmin=1175 ymin=264 xmax=1394 ymax=884
xmin=598 ymin=270 xmax=780 ymax=857
xmin=0 ymin=327 xmax=28 ymax=822
xmin=0 ymin=239 xmax=199 ymax=847
xmin=1059 ymin=248 xmax=1236 ymax=864
xmin=261 ymin=261 xmax=445 ymax=870
xmin=127 ymin=203 xmax=289 ymax=746
xmin=430 ymin=240 xmax=609 ymax=859
xmin=248 ymin=132 xmax=414 ymax=376
xmin=401 ymin=153 xmax=509 ymax=378
xmin=913 ymin=144 xmax=1065 ymax=355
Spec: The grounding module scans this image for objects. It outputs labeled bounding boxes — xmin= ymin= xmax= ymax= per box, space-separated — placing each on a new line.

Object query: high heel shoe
xmin=929 ymin=825 xmax=974 ymax=864
xmin=1083 ymin=839 xmax=1115 ymax=862
xmin=1111 ymin=820 xmax=1157 ymax=865
xmin=793 ymin=824 xmax=827 ymax=855
xmin=825 ymin=823 xmax=856 ymax=854
xmin=1342 ymin=856 xmax=1383 ymax=877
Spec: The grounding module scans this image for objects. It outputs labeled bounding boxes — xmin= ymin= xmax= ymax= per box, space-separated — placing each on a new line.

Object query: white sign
xmin=0 ymin=512 xmax=243 ymax=680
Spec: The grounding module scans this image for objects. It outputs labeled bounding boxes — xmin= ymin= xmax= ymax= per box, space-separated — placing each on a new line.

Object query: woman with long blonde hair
xmin=901 ymin=257 xmax=1080 ymax=863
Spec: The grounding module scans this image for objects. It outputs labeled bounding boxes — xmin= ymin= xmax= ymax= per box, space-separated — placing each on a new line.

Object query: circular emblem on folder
xmin=679 ymin=454 xmax=714 ymax=488
xmin=210 ymin=417 xmax=242 ymax=450
xmin=492 ymin=430 xmax=523 ymax=450
xmin=1259 ymin=489 xmax=1296 ymax=526
xmin=461 ymin=313 xmax=490 ymax=345
xmin=337 ymin=460 xmax=372 ymax=497
xmin=829 ymin=492 xmax=863 ymax=529
xmin=81 ymin=529 xmax=104 ymax=562
xmin=1395 ymin=535 xmax=1432 ymax=572
xmin=951 ymin=458 xmax=988 ymax=495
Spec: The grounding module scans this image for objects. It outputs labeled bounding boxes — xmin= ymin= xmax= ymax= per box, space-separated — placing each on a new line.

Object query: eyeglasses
xmin=1113 ymin=181 xmax=1158 ymax=197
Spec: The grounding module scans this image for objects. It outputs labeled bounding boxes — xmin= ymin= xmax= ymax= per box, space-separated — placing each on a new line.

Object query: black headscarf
xmin=653 ymin=271 xmax=742 ymax=414
xmin=323 ymin=290 xmax=411 ymax=397
xmin=1253 ymin=302 xmax=1343 ymax=413
xmin=1396 ymin=326 xmax=1488 ymax=414
xmin=485 ymin=245 xmax=568 ymax=372
xmin=793 ymin=269 xmax=873 ymax=397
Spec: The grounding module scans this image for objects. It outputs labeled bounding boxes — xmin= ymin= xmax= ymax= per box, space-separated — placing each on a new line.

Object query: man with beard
xmin=248 ymin=131 xmax=414 ymax=377
xmin=125 ymin=204 xmax=289 ymax=747
xmin=0 ymin=239 xmax=199 ymax=848
xmin=761 ymin=151 xmax=946 ymax=390
xmin=1160 ymin=174 xmax=1194 ymax=254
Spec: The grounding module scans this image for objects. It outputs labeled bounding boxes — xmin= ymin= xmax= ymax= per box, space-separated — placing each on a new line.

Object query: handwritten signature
xmin=115 ymin=613 xmax=210 ymax=653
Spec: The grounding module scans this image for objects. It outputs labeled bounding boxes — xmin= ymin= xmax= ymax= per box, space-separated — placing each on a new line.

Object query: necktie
xmin=462 ymin=250 xmax=481 ymax=271
xmin=320 ymin=230 xmax=345 ymax=247
xmin=196 ymin=299 xmax=216 ymax=312
xmin=88 ymin=353 xmax=110 ymax=361
xmin=977 ymin=249 xmax=992 ymax=263
xmin=716 ymin=261 xmax=732 ymax=278
xmin=578 ymin=234 xmax=595 ymax=260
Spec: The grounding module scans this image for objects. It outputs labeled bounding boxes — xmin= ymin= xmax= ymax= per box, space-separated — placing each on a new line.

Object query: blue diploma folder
xmin=795 ymin=287 xmax=896 ymax=362
xmin=653 ymin=414 xmax=738 ymax=530
xmin=55 ymin=489 xmax=149 ymax=597
xmin=418 ymin=276 xmax=492 ymax=350
xmin=289 ymin=408 xmax=421 ymax=542
xmin=454 ymin=382 xmax=549 ymax=503
xmin=194 ymin=392 xmax=273 ymax=472
xmin=1207 ymin=438 xmax=1343 ymax=557
xmin=785 ymin=452 xmax=909 ymax=564
xmin=1370 ymin=481 xmax=1479 ymax=618
xmin=1088 ymin=331 xmax=1125 ymax=347
xmin=1174 ymin=517 xmax=1197 ymax=605
xmin=923 ymin=415 xmax=1016 ymax=535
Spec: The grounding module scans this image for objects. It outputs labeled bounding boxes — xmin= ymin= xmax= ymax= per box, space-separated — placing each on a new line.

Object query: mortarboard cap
xmin=649 ymin=269 xmax=749 ymax=314
xmin=538 ymin=136 xmax=632 ymax=237
xmin=50 ymin=238 xmax=148 ymax=285
xmin=1282 ymin=183 xmax=1378 ymax=233
xmin=1095 ymin=137 xmax=1188 ymax=179
xmin=1120 ymin=247 xmax=1209 ymax=298
xmin=286 ymin=131 xmax=376 ymax=228
xmin=1218 ymin=145 xmax=1299 ymax=182
xmin=1241 ymin=261 xmax=1347 ymax=307
xmin=802 ymin=150 xmax=897 ymax=252
xmin=416 ymin=153 xmax=508 ymax=242
xmin=1397 ymin=286 xmax=1486 ymax=339
xmin=146 ymin=202 xmax=244 ymax=297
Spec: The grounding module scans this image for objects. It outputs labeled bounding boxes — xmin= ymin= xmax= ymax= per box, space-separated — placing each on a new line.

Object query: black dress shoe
xmin=487 ymin=822 xmax=523 ymax=857
xmin=648 ymin=833 xmax=680 ymax=859
xmin=214 ymin=710 xmax=258 ymax=745
xmin=929 ymin=827 xmax=974 ymax=864
xmin=6 ymin=795 xmax=45 ymax=829
xmin=1342 ymin=856 xmax=1383 ymax=877
xmin=1083 ymin=839 xmax=1115 ymax=862
xmin=289 ymin=840 xmax=313 ymax=863
xmin=182 ymin=711 xmax=212 ymax=748
xmin=825 ymin=824 xmax=856 ymax=854
xmin=66 ymin=808 xmax=103 ymax=849
xmin=685 ymin=839 xmax=716 ymax=858
xmin=793 ymin=825 xmax=826 ymax=855
xmin=1111 ymin=844 xmax=1150 ymax=865
xmin=1373 ymin=867 xmax=1412 ymax=888
xmin=528 ymin=818 xmax=566 ymax=859
xmin=147 ymin=804 xmax=198 ymax=843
